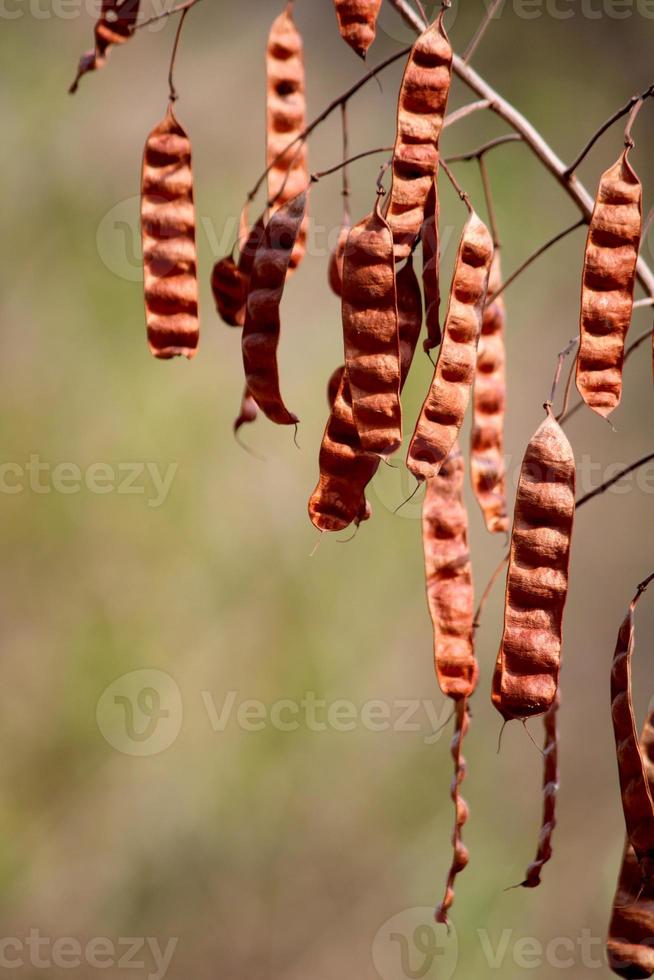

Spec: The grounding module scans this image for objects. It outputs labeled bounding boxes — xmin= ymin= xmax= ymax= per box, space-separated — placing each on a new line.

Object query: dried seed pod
xmin=521 ymin=690 xmax=559 ymax=888
xmin=422 ymin=442 xmax=476 ymax=700
xmin=333 ymin=0 xmax=382 ymax=58
xmin=266 ymin=4 xmax=309 ymax=271
xmin=211 ymin=215 xmax=266 ymax=328
xmin=329 ymin=222 xmax=350 ymax=298
xmin=241 ymin=192 xmax=307 ymax=425
xmin=141 ymin=106 xmax=199 ymax=360
xmin=327 ymin=365 xmax=346 ymax=407
xmin=309 ymin=256 xmax=422 ymax=532
xmin=386 ymin=12 xmax=453 ymax=259
xmin=576 ymin=148 xmax=642 ymax=417
xmin=342 ymin=199 xmax=402 ymax=457
xmin=611 ymin=584 xmax=654 ymax=874
xmin=234 ymin=387 xmax=259 ymax=435
xmin=492 ymin=408 xmax=575 ymax=721
xmin=422 ymin=179 xmax=442 ymax=352
xmin=608 ymin=707 xmax=654 ymax=979
xmin=69 ymin=0 xmax=140 ymax=94
xmin=407 ymin=211 xmax=493 ymax=481
xmin=470 ymin=250 xmax=509 ymax=534
xmin=436 ymin=699 xmax=471 ymax=926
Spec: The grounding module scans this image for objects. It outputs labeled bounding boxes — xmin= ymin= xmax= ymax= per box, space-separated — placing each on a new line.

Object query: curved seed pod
xmin=608 ymin=708 xmax=654 ymax=979
xmin=386 ymin=12 xmax=453 ymax=259
xmin=211 ymin=215 xmax=266 ymax=328
xmin=327 ymin=365 xmax=346 ymax=407
xmin=333 ymin=0 xmax=382 ymax=58
xmin=309 ymin=256 xmax=422 ymax=532
xmin=576 ymin=148 xmax=642 ymax=417
xmin=266 ymin=4 xmax=309 ymax=271
xmin=491 ymin=408 xmax=575 ymax=721
xmin=342 ymin=198 xmax=402 ymax=456
xmin=521 ymin=690 xmax=560 ymax=888
xmin=470 ymin=249 xmax=509 ymax=534
xmin=407 ymin=211 xmax=493 ymax=481
xmin=422 ymin=179 xmax=442 ymax=352
xmin=329 ymin=222 xmax=350 ymax=298
xmin=436 ymin=699 xmax=471 ymax=926
xmin=241 ymin=192 xmax=306 ymax=425
xmin=69 ymin=0 xmax=140 ymax=94
xmin=141 ymin=106 xmax=199 ymax=360
xmin=611 ymin=585 xmax=654 ymax=873
xmin=422 ymin=442 xmax=476 ymax=700
xmin=234 ymin=387 xmax=259 ymax=435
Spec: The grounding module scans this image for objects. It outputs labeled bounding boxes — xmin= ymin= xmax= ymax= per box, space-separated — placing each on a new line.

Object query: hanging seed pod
xmin=141 ymin=106 xmax=199 ymax=360
xmin=422 ymin=179 xmax=442 ymax=352
xmin=492 ymin=408 xmax=575 ymax=721
xmin=69 ymin=0 xmax=140 ymax=94
xmin=436 ymin=699 xmax=472 ymax=926
xmin=234 ymin=387 xmax=259 ymax=436
xmin=329 ymin=221 xmax=350 ymax=298
xmin=576 ymin=147 xmax=642 ymax=417
xmin=521 ymin=691 xmax=560 ymax=888
xmin=212 ymin=215 xmax=266 ymax=328
xmin=470 ymin=250 xmax=509 ymax=534
xmin=333 ymin=0 xmax=382 ymax=59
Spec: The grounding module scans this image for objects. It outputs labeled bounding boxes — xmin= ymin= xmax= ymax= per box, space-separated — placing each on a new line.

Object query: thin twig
xmin=563 ymin=83 xmax=654 ymax=177
xmin=136 ymin=0 xmax=203 ymax=31
xmin=442 ymin=99 xmax=491 ymax=128
xmin=557 ymin=355 xmax=577 ymax=422
xmin=340 ymin=103 xmax=351 ymax=226
xmin=487 ymin=219 xmax=585 ymax=306
xmin=479 ymin=156 xmax=500 ymax=248
xmin=576 ymin=453 xmax=654 ymax=508
xmin=311 ymin=147 xmax=393 ymax=182
xmin=546 ymin=337 xmax=578 ymax=411
xmin=167 ymin=7 xmax=190 ymax=103
xmin=463 ymin=0 xmax=503 ymax=64
xmin=634 ymin=297 xmax=654 ymax=310
xmin=439 ymin=159 xmax=472 ymax=211
xmin=446 ymin=133 xmax=522 ymax=164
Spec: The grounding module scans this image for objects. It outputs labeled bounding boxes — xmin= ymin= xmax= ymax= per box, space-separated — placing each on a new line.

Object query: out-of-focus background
xmin=1 ymin=1 xmax=653 ymax=977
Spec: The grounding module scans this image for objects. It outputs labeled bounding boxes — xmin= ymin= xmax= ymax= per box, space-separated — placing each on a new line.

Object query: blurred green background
xmin=1 ymin=1 xmax=653 ymax=977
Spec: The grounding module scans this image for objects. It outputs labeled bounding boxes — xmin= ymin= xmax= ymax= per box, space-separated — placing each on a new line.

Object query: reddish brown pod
xmin=407 ymin=211 xmax=493 ymax=481
xmin=141 ymin=106 xmax=199 ymax=360
xmin=333 ymin=0 xmax=382 ymax=59
xmin=576 ymin=148 xmax=642 ymax=416
xmin=309 ymin=256 xmax=422 ymax=532
xmin=521 ymin=691 xmax=560 ymax=888
xmin=241 ymin=192 xmax=307 ymax=425
xmin=422 ymin=442 xmax=476 ymax=701
xmin=436 ymin=699 xmax=471 ymax=926
xmin=69 ymin=0 xmax=140 ymax=94
xmin=386 ymin=12 xmax=453 ymax=258
xmin=610 ymin=579 xmax=654 ymax=877
xmin=608 ymin=705 xmax=654 ymax=979
xmin=422 ymin=180 xmax=442 ymax=352
xmin=470 ymin=250 xmax=509 ymax=534
xmin=211 ymin=215 xmax=266 ymax=328
xmin=492 ymin=408 xmax=575 ymax=721
xmin=328 ymin=222 xmax=350 ymax=298
xmin=342 ymin=199 xmax=402 ymax=457
xmin=234 ymin=387 xmax=259 ymax=436
xmin=266 ymin=4 xmax=309 ymax=271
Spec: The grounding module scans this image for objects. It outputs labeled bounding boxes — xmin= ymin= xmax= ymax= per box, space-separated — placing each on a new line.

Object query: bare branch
xmin=487 ymin=219 xmax=586 ymax=306
xmin=563 ymin=83 xmax=654 ymax=178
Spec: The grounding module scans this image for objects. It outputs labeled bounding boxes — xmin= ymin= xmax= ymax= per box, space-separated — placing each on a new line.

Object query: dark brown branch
xmin=575 ymin=453 xmax=654 ymax=509
xmin=563 ymin=83 xmax=654 ymax=178
xmin=446 ymin=133 xmax=522 ymax=164
xmin=167 ymin=6 xmax=190 ymax=103
xmin=311 ymin=147 xmax=393 ymax=182
xmin=487 ymin=219 xmax=586 ymax=306
xmin=136 ymin=0 xmax=203 ymax=31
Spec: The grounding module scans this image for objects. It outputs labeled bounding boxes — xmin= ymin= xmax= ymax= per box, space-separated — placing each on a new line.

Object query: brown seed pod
xmin=342 ymin=198 xmax=402 ymax=457
xmin=327 ymin=365 xmax=346 ymax=407
xmin=470 ymin=249 xmax=509 ymax=534
xmin=422 ymin=179 xmax=442 ymax=352
xmin=333 ymin=0 xmax=382 ymax=59
xmin=521 ymin=690 xmax=560 ymax=888
xmin=407 ymin=211 xmax=493 ymax=481
xmin=421 ymin=441 xmax=476 ymax=701
xmin=611 ymin=582 xmax=654 ymax=875
xmin=141 ymin=106 xmax=200 ymax=360
xmin=608 ymin=706 xmax=654 ymax=979
xmin=576 ymin=147 xmax=642 ymax=417
xmin=234 ymin=387 xmax=259 ymax=435
xmin=329 ymin=221 xmax=350 ymax=298
xmin=436 ymin=699 xmax=471 ymax=926
xmin=241 ymin=192 xmax=307 ymax=425
xmin=491 ymin=407 xmax=575 ymax=721
xmin=309 ymin=255 xmax=422 ymax=532
xmin=69 ymin=0 xmax=140 ymax=94
xmin=386 ymin=12 xmax=453 ymax=259
xmin=211 ymin=215 xmax=266 ymax=328
xmin=266 ymin=4 xmax=309 ymax=271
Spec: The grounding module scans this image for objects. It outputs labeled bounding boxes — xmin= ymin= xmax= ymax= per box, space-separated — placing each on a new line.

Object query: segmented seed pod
xmin=608 ymin=708 xmax=654 ymax=979
xmin=576 ymin=147 xmax=642 ymax=416
xmin=422 ymin=442 xmax=476 ymax=700
xmin=422 ymin=179 xmax=442 ymax=352
xmin=386 ymin=12 xmax=453 ymax=259
xmin=266 ymin=4 xmax=309 ymax=271
xmin=327 ymin=365 xmax=346 ymax=407
xmin=212 ymin=215 xmax=266 ymax=328
xmin=470 ymin=249 xmax=509 ymax=534
xmin=241 ymin=192 xmax=306 ymax=425
xmin=69 ymin=0 xmax=140 ymax=94
xmin=521 ymin=690 xmax=560 ymax=888
xmin=611 ymin=588 xmax=654 ymax=874
xmin=342 ymin=198 xmax=402 ymax=457
xmin=333 ymin=0 xmax=382 ymax=58
xmin=141 ymin=105 xmax=199 ymax=360
xmin=329 ymin=221 xmax=350 ymax=298
xmin=309 ymin=256 xmax=422 ymax=532
xmin=436 ymin=699 xmax=471 ymax=926
xmin=407 ymin=211 xmax=493 ymax=481
xmin=491 ymin=407 xmax=575 ymax=720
